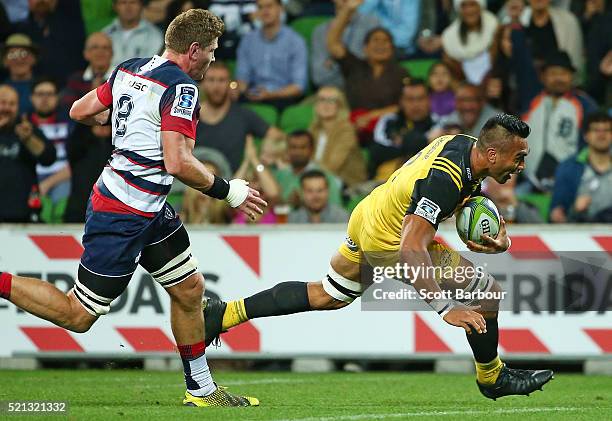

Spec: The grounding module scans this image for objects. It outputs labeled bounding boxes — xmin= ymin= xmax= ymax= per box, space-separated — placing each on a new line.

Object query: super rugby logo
xmin=414 ymin=197 xmax=441 ymax=225
xmin=170 ymin=84 xmax=197 ymax=120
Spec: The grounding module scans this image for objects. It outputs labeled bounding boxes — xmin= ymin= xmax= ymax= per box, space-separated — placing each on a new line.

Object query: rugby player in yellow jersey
xmin=204 ymin=114 xmax=554 ymax=399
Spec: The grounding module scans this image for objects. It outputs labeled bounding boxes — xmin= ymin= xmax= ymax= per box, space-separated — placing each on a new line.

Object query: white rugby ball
xmin=456 ymin=196 xmax=501 ymax=245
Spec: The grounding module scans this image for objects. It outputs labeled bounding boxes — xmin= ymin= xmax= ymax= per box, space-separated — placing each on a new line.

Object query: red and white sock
xmin=178 ymin=341 xmax=215 ymax=397
xmin=0 ymin=272 xmax=12 ymax=300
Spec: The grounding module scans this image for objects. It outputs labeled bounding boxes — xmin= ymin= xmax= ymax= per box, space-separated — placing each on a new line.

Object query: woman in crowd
xmin=309 ymin=86 xmax=366 ymax=188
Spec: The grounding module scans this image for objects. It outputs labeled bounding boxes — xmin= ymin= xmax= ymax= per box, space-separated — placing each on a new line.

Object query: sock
xmin=476 ymin=356 xmax=503 ymax=385
xmin=178 ymin=341 xmax=216 ymax=397
xmin=466 ymin=316 xmax=503 ymax=384
xmin=243 ymin=281 xmax=311 ymax=320
xmin=0 ymin=272 xmax=12 ymax=300
xmin=222 ymin=299 xmax=249 ymax=331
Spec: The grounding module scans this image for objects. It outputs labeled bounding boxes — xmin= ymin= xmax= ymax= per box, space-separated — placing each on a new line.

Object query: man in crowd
xmin=29 ymin=77 xmax=71 ymax=204
xmin=289 ymin=169 xmax=349 ymax=223
xmin=274 ymin=130 xmax=343 ymax=208
xmin=61 ymin=32 xmax=114 ymax=110
xmin=0 ymin=84 xmax=55 ymax=222
xmin=197 ymin=61 xmax=285 ymax=172
xmin=236 ymin=0 xmax=308 ymax=109
xmin=1 ymin=33 xmax=37 ymax=115
xmin=550 ymin=112 xmax=612 ymax=223
xmin=103 ymin=0 xmax=164 ymax=68
xmin=369 ymin=79 xmax=434 ymax=180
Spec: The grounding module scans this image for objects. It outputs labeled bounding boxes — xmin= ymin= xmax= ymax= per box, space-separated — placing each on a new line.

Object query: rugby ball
xmin=455 ymin=196 xmax=501 ymax=245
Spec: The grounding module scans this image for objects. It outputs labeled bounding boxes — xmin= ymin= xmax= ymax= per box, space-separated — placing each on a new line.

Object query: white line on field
xmin=273 ymin=407 xmax=581 ymax=421
xmin=222 ymin=378 xmax=309 ymax=386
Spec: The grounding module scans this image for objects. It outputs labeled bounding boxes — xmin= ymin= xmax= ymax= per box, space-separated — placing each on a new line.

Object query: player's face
xmin=586 ymin=122 xmax=612 ymax=153
xmin=201 ymin=67 xmax=230 ymax=106
xmin=302 ymin=177 xmax=329 ymax=213
xmin=0 ymin=87 xmax=18 ymax=128
xmin=542 ymin=66 xmax=573 ymax=97
xmin=400 ymin=85 xmax=430 ymax=122
xmin=364 ymin=31 xmax=393 ymax=63
xmin=192 ymin=39 xmax=218 ymax=81
xmin=490 ymin=137 xmax=529 ymax=184
xmin=31 ymin=82 xmax=58 ymax=115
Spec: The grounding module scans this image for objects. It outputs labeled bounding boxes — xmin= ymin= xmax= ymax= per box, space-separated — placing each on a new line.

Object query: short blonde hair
xmin=165 ymin=9 xmax=224 ymax=54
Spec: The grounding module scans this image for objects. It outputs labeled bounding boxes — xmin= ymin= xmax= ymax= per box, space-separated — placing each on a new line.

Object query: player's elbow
xmin=164 ymin=159 xmax=184 ymax=177
xmin=69 ymin=102 xmax=88 ymax=122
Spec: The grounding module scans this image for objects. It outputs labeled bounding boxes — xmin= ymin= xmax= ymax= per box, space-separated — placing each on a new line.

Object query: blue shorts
xmin=73 ymin=190 xmax=198 ymax=316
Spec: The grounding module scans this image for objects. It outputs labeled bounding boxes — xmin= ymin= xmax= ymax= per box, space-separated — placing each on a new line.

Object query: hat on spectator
xmin=454 ymin=0 xmax=486 ymax=10
xmin=543 ymin=50 xmax=576 ymax=72
xmin=1 ymin=33 xmax=38 ymax=57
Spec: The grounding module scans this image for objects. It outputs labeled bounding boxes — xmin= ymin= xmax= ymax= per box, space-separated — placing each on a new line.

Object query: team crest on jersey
xmin=170 ymin=84 xmax=197 ymax=120
xmin=414 ymin=197 xmax=441 ymax=224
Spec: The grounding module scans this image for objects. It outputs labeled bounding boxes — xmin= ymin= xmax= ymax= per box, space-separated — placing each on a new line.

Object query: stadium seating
xmin=289 ymin=16 xmax=332 ymax=49
xmin=279 ymin=103 xmax=314 ymax=133
xmin=244 ymin=103 xmax=279 ymax=126
xmin=518 ymin=192 xmax=552 ymax=222
xmin=400 ymin=59 xmax=438 ymax=80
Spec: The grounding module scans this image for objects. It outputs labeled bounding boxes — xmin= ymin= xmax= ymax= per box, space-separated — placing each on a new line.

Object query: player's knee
xmin=309 ymin=282 xmax=349 ymax=310
xmin=60 ymin=300 xmax=97 ymax=333
xmin=315 ymin=266 xmax=363 ymax=310
xmin=168 ymin=272 xmax=204 ymax=309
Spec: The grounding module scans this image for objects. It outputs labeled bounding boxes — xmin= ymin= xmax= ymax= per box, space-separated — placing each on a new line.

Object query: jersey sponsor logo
xmin=170 ymin=84 xmax=197 ymax=120
xmin=414 ymin=197 xmax=441 ymax=225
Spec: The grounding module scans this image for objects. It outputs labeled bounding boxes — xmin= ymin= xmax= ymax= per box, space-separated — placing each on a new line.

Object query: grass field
xmin=0 ymin=370 xmax=610 ymax=420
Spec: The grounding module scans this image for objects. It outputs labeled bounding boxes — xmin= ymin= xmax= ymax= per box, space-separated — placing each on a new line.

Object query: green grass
xmin=0 ymin=370 xmax=610 ymax=420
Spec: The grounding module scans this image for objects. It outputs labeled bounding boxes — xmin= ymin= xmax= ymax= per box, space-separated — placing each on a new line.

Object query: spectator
xmin=498 ymin=0 xmax=526 ymax=24
xmin=30 ymin=77 xmax=71 ymax=204
xmin=162 ymin=0 xmax=210 ymax=32
xmin=14 ymin=0 xmax=86 ymax=87
xmin=232 ymin=136 xmax=281 ymax=224
xmin=484 ymin=175 xmax=544 ymax=223
xmin=550 ymin=113 xmax=612 ymax=223
xmin=370 ymin=79 xmax=434 ymax=180
xmin=63 ymin=123 xmax=113 ymax=223
xmin=437 ymin=82 xmax=502 ymax=137
xmin=584 ymin=7 xmax=611 ymax=107
xmin=289 ymin=169 xmax=349 ymax=223
xmin=103 ymin=0 xmax=164 ymax=68
xmin=197 ymin=61 xmax=285 ymax=172
xmin=310 ymin=85 xmax=366 ymax=187
xmin=428 ymin=62 xmax=456 ymax=121
xmin=2 ymin=0 xmax=28 ymax=25
xmin=520 ymin=0 xmax=584 ymax=73
xmin=358 ymin=0 xmax=435 ymax=59
xmin=0 ymin=2 xmax=11 ymax=42
xmin=570 ymin=0 xmax=607 ymax=37
xmin=483 ymin=24 xmax=516 ymax=113
xmin=274 ymin=130 xmax=343 ymax=208
xmin=513 ymin=45 xmax=598 ymax=191
xmin=208 ymin=0 xmax=256 ymax=60
xmin=181 ymin=159 xmax=232 ymax=225
xmin=310 ymin=0 xmax=379 ymax=89
xmin=1 ymin=33 xmax=36 ymax=114
xmin=0 ymin=84 xmax=55 ymax=222
xmin=441 ymin=0 xmax=499 ymax=85
xmin=61 ymin=32 xmax=113 ymax=112
xmin=236 ymin=0 xmax=308 ymax=110
xmin=327 ymin=0 xmax=408 ymax=143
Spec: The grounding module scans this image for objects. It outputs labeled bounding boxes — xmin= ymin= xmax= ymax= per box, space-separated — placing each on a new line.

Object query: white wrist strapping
xmin=225 ymin=179 xmax=249 ymax=208
xmin=429 ymin=298 xmax=456 ymax=318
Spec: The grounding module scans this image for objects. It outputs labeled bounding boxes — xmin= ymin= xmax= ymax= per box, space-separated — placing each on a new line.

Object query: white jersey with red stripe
xmin=95 ymin=55 xmax=200 ymax=216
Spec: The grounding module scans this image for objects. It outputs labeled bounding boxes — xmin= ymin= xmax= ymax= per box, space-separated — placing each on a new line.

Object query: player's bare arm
xmin=400 ymin=214 xmax=486 ymax=334
xmin=69 ymin=89 xmax=110 ymax=126
xmin=162 ymin=131 xmax=267 ymax=220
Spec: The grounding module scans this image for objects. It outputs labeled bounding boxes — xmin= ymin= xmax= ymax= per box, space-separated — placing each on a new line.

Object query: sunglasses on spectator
xmin=6 ymin=49 xmax=32 ymax=60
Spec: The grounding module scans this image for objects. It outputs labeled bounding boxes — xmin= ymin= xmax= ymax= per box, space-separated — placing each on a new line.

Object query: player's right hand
xmin=237 ymin=187 xmax=267 ymax=221
xmin=443 ymin=307 xmax=487 ymax=334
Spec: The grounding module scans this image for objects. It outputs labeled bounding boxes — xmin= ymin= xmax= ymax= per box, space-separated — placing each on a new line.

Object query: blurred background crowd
xmin=0 ymin=0 xmax=610 ymax=226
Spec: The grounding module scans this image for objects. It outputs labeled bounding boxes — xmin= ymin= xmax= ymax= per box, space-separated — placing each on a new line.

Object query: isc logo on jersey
xmin=171 ymin=84 xmax=198 ymax=120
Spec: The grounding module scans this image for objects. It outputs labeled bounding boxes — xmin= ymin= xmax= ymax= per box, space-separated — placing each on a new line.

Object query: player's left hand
xmin=466 ymin=216 xmax=510 ymax=254
xmin=237 ymin=187 xmax=268 ymax=221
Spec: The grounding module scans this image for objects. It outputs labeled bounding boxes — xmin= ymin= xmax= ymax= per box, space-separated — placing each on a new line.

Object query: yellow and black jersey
xmin=339 ymin=134 xmax=482 ymax=262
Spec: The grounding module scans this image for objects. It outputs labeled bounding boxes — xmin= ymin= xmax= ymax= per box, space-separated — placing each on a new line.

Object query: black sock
xmin=244 ymin=281 xmax=311 ymax=319
xmin=466 ymin=316 xmax=499 ymax=363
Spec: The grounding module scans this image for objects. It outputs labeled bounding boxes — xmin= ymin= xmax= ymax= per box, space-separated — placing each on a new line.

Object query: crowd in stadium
xmin=0 ymin=0 xmax=611 ymax=225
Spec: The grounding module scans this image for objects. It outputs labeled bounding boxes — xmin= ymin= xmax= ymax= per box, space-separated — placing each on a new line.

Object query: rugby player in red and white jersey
xmin=0 ymin=9 xmax=264 ymax=407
